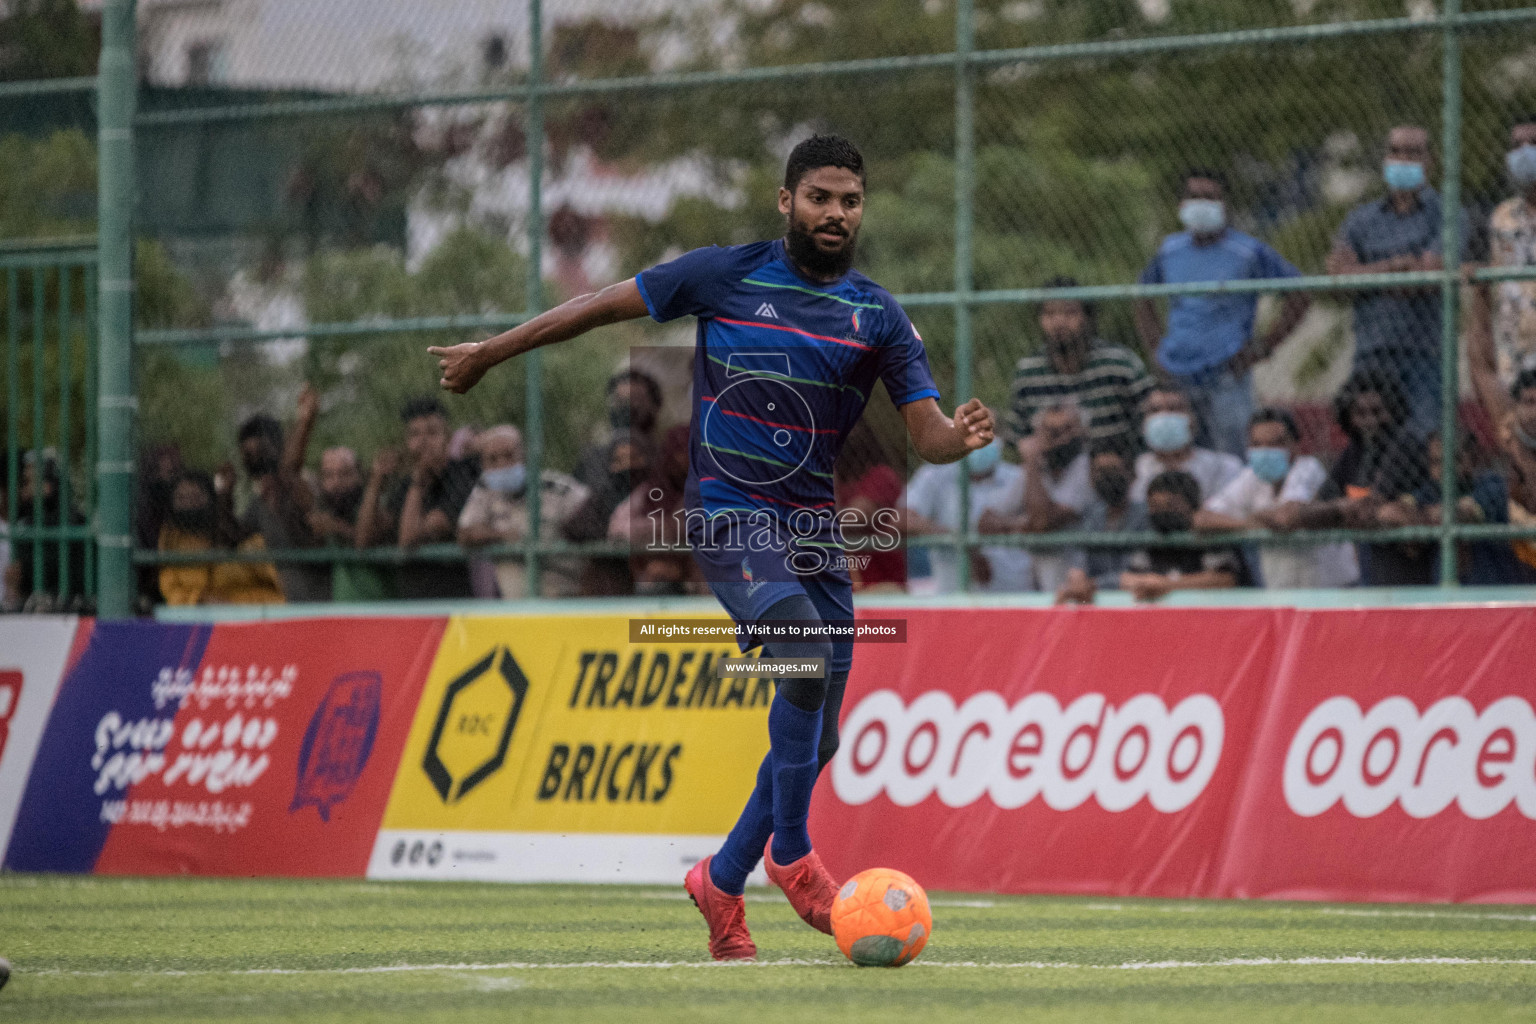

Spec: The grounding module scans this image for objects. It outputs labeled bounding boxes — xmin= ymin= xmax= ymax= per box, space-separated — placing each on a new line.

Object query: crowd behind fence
xmin=5 ymin=1 xmax=1536 ymax=612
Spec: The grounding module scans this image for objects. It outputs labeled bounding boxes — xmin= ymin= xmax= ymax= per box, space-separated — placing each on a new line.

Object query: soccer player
xmin=430 ymin=135 xmax=995 ymax=959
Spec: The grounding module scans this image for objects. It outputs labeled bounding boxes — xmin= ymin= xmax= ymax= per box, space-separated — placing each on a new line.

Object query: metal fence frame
xmin=8 ymin=0 xmax=1536 ymax=614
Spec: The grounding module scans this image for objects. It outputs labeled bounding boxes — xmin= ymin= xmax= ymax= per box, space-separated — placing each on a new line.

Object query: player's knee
xmin=768 ymin=635 xmax=831 ymax=712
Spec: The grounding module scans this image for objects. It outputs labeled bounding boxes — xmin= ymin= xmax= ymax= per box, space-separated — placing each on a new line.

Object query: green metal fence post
xmin=95 ymin=0 xmax=138 ymax=617
xmin=1438 ymin=0 xmax=1462 ymax=586
xmin=58 ymin=267 xmax=73 ymax=599
xmin=953 ymin=0 xmax=976 ymax=592
xmin=32 ymin=268 xmax=46 ymax=592
xmin=524 ymin=0 xmax=545 ymax=597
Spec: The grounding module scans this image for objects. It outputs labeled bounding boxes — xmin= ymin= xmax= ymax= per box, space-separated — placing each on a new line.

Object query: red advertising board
xmin=1217 ymin=606 xmax=1536 ymax=903
xmin=810 ymin=607 xmax=1290 ymax=897
xmin=88 ymin=618 xmax=445 ymax=877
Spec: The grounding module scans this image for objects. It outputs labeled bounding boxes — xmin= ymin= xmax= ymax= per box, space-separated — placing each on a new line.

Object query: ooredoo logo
xmin=832 ymin=690 xmax=1224 ymax=813
xmin=1283 ymin=696 xmax=1536 ymax=820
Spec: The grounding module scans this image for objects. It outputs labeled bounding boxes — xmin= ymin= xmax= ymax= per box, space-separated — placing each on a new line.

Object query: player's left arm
xmin=900 ymin=397 xmax=995 ymax=465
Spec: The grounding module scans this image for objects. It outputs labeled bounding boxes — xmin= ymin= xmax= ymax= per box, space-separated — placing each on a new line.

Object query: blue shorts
xmin=687 ymin=514 xmax=855 ymax=674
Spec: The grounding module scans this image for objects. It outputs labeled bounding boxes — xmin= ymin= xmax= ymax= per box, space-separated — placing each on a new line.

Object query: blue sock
xmin=708 ymin=751 xmax=774 ymax=896
xmin=768 ymin=693 xmax=823 ymax=866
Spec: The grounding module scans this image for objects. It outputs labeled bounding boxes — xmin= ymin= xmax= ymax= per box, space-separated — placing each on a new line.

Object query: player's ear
xmin=777 ymin=187 xmax=793 ymax=216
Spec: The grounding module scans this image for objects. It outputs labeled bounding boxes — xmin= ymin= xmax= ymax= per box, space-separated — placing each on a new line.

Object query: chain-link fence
xmin=5 ymin=0 xmax=1536 ymax=613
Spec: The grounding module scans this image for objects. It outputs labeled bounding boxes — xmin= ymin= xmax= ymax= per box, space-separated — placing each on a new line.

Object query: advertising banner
xmin=369 ymin=613 xmax=771 ymax=883
xmin=0 ymin=616 xmax=81 ymax=859
xmin=1217 ymin=606 xmax=1536 ymax=903
xmin=810 ymin=607 xmax=1289 ymax=898
xmin=4 ymin=617 xmax=443 ymax=876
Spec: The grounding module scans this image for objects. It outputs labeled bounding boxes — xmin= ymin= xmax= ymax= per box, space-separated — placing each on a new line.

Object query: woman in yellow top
xmin=158 ymin=469 xmax=284 ymax=606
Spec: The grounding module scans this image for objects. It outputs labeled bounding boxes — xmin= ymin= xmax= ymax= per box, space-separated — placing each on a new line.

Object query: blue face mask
xmin=1143 ymin=411 xmax=1192 ymax=454
xmin=1507 ymin=144 xmax=1536 ymax=188
xmin=966 ymin=439 xmax=1002 ymax=477
xmin=1247 ymin=446 xmax=1291 ymax=484
xmin=481 ymin=464 xmax=526 ymax=496
xmin=1178 ymin=199 xmax=1226 ymax=234
xmin=1383 ymin=160 xmax=1426 ymax=192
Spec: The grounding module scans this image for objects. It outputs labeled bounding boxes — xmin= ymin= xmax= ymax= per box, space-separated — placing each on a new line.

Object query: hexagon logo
xmin=422 ymin=646 xmax=528 ymax=804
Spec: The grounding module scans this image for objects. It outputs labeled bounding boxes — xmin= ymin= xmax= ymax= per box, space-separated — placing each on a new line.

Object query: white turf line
xmin=31 ymin=956 xmax=1536 ymax=977
xmin=1084 ymin=903 xmax=1536 ymax=924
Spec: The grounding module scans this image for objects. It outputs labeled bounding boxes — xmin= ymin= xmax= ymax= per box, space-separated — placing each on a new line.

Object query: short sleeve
xmin=1205 ymin=471 xmax=1253 ymax=517
xmin=1255 ymin=241 xmax=1301 ymax=279
xmin=635 ymin=246 xmax=726 ymax=323
xmin=1278 ymin=456 xmax=1329 ymax=503
xmin=1332 ymin=208 xmax=1364 ymax=260
xmin=458 ymin=486 xmax=492 ymax=531
xmin=877 ymin=301 xmax=941 ymax=406
xmin=901 ymin=465 xmax=942 ymax=518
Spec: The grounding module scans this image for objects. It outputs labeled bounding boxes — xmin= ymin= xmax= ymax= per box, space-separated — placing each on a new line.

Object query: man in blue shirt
xmin=429 ymin=135 xmax=995 ymax=961
xmin=1135 ymin=169 xmax=1311 ymax=458
xmin=1327 ymin=125 xmax=1471 ymax=440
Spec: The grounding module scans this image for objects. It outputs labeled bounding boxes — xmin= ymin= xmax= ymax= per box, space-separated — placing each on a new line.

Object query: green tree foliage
xmin=0 ymin=0 xmax=95 ymax=81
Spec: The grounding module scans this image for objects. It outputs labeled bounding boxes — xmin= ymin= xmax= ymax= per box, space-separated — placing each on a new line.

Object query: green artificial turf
xmin=1 ymin=875 xmax=1533 ymax=1023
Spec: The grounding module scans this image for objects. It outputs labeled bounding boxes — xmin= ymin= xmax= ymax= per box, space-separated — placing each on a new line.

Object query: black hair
xmin=783 ymin=134 xmax=865 ymax=193
xmin=1249 ymin=406 xmax=1300 ymax=443
xmin=1514 ymin=114 xmax=1536 ymax=130
xmin=1088 ymin=436 xmax=1135 ymax=465
xmin=606 ymin=367 xmax=663 ymax=408
xmin=1512 ymin=367 xmax=1536 ymax=402
xmin=1039 ymin=275 xmax=1098 ymax=331
xmin=1146 ymin=469 xmax=1202 ymax=509
xmin=236 ymin=414 xmax=283 ymax=449
xmin=1182 ymin=167 xmax=1228 ymax=193
xmin=399 ymin=396 xmax=449 ymax=424
xmin=1335 ymin=369 xmax=1408 ymax=438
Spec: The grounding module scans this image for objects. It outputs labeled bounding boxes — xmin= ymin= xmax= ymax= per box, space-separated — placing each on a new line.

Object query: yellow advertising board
xmin=374 ymin=613 xmax=771 ymax=875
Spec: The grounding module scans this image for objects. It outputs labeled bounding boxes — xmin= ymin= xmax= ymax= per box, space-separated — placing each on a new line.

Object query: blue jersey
xmin=636 ymin=239 xmax=939 ymax=526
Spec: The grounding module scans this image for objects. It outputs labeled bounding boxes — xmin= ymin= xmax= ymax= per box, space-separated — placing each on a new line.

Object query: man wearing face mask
xmin=1328 ymin=124 xmax=1471 ymax=439
xmin=235 ymin=403 xmax=329 ymax=603
xmin=978 ymin=401 xmax=1094 ymax=592
xmin=1119 ymin=470 xmax=1245 ymax=602
xmin=1194 ymin=408 xmax=1358 ymax=589
xmin=903 ymin=437 xmax=1034 ymax=593
xmin=574 ymin=368 xmax=663 ymax=492
xmin=458 ymin=424 xmax=590 ymax=599
xmin=158 ymin=469 xmax=282 ymax=606
xmin=1130 ymin=385 xmax=1242 ymax=504
xmin=1004 ymin=277 xmax=1153 ymax=453
xmin=1054 ymin=442 xmax=1150 ymax=605
xmin=1471 ymin=116 xmax=1536 ymax=430
xmin=1135 ymin=170 xmax=1310 ymax=458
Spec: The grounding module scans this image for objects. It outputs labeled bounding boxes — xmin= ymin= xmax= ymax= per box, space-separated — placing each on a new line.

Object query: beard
xmin=784 ymin=215 xmax=858 ymax=279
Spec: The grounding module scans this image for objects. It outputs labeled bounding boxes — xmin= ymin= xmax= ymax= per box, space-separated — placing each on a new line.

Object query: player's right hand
xmin=429 ymin=341 xmax=489 ymax=394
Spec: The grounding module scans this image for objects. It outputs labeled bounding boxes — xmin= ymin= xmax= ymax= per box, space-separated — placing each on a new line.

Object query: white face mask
xmin=1178 ymin=199 xmax=1225 ymax=234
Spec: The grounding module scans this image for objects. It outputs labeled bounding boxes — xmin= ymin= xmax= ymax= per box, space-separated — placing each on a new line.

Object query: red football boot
xmin=763 ymin=838 xmax=838 ymax=935
xmin=684 ymin=855 xmax=757 ymax=961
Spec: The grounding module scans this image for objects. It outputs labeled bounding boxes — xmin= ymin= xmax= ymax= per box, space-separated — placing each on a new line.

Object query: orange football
xmin=829 ymin=867 xmax=932 ymax=967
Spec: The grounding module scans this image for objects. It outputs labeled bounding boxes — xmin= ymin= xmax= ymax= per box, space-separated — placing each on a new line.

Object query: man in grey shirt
xmin=236 ymin=413 xmax=330 ymax=603
xmin=1327 ymin=124 xmax=1470 ymax=438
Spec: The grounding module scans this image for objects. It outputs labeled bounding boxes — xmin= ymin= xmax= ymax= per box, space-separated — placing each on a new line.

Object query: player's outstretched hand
xmin=429 ymin=341 xmax=489 ymax=394
xmin=953 ymin=398 xmax=995 ymax=450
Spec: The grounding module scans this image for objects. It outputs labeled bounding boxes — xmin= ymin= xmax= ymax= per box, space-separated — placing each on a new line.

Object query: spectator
xmin=837 ymin=457 xmax=907 ymax=592
xmin=903 ymin=438 xmax=1034 ymax=593
xmin=134 ymin=443 xmax=183 ymax=608
xmin=1471 ymin=115 xmax=1536 ymax=427
xmin=574 ymin=368 xmax=663 ymax=492
xmin=1293 ymin=370 xmax=1430 ymax=586
xmin=357 ymin=396 xmax=479 ymax=600
xmin=1384 ymin=432 xmax=1536 ymax=586
xmin=236 ymin=404 xmax=328 ymax=603
xmin=1130 ymin=385 xmax=1243 ymax=504
xmin=1135 ymin=169 xmax=1311 ymax=457
xmin=1119 ymin=470 xmax=1245 ymax=602
xmin=308 ymin=443 xmax=391 ymax=603
xmin=7 ymin=452 xmax=88 ymax=612
xmin=607 ymin=424 xmax=701 ymax=595
xmin=1501 ymin=368 xmax=1536 ymax=575
xmin=983 ymin=400 xmax=1093 ymax=592
xmin=158 ymin=469 xmax=282 ymax=606
xmin=1054 ymin=441 xmax=1150 ymax=603
xmin=1327 ymin=124 xmax=1471 ymax=439
xmin=0 ymin=479 xmax=10 ymax=610
xmin=1193 ymin=408 xmax=1359 ymax=588
xmin=459 ymin=424 xmax=591 ymax=598
xmin=566 ymin=431 xmax=652 ymax=595
xmin=1003 ymin=278 xmax=1154 ymax=451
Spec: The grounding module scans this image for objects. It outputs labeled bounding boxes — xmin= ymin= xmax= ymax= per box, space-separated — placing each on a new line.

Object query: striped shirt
xmin=1002 ymin=340 xmax=1154 ymax=447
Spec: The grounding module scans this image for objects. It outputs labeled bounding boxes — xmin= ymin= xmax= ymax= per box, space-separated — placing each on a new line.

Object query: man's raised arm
xmin=431 ymin=278 xmax=651 ymax=394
